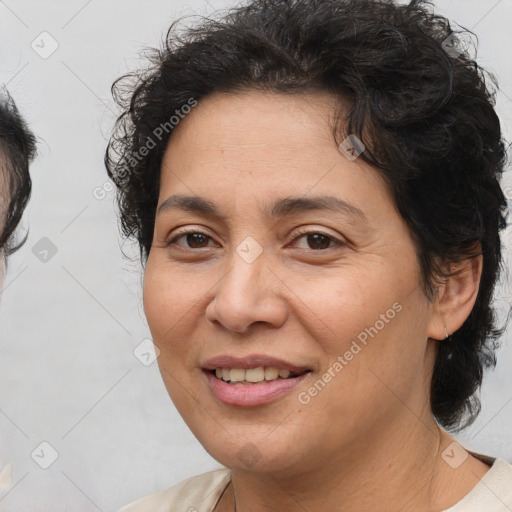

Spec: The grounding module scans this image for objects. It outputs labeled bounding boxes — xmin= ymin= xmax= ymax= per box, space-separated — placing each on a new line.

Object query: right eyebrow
xmin=157 ymin=194 xmax=228 ymax=221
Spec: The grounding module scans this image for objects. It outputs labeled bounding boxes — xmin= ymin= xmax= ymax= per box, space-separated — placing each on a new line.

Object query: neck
xmin=225 ymin=413 xmax=489 ymax=512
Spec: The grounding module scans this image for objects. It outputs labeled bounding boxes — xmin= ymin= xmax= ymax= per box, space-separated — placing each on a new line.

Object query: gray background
xmin=0 ymin=1 xmax=511 ymax=511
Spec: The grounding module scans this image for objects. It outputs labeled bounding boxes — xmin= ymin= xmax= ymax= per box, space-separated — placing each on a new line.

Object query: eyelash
xmin=166 ymin=227 xmax=345 ymax=251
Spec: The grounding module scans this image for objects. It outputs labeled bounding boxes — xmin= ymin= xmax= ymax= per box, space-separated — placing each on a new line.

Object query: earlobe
xmin=427 ymin=253 xmax=483 ymax=341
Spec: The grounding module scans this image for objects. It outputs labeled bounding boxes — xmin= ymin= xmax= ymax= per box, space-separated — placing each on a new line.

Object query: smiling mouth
xmin=209 ymin=367 xmax=311 ymax=384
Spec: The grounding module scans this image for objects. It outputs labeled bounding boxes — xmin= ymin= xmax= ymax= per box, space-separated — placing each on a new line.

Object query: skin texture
xmin=143 ymin=90 xmax=489 ymax=512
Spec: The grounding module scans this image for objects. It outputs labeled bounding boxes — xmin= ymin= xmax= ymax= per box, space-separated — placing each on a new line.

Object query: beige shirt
xmin=118 ymin=458 xmax=512 ymax=512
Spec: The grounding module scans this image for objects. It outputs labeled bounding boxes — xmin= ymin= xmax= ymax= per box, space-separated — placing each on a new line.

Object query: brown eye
xmin=304 ymin=233 xmax=332 ymax=250
xmin=168 ymin=231 xmax=213 ymax=249
xmin=291 ymin=231 xmax=344 ymax=251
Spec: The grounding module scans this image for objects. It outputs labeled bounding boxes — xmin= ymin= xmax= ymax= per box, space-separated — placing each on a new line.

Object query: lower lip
xmin=204 ymin=371 xmax=310 ymax=407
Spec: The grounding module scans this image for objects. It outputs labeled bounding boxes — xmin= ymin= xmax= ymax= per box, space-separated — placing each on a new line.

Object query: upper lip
xmin=202 ymin=354 xmax=311 ymax=373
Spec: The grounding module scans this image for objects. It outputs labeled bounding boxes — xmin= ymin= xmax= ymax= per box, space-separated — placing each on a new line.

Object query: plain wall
xmin=0 ymin=1 xmax=511 ymax=510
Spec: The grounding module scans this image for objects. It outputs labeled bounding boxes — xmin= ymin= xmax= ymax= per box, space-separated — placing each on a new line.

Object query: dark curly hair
xmin=0 ymin=88 xmax=36 ymax=256
xmin=105 ymin=0 xmax=509 ymax=431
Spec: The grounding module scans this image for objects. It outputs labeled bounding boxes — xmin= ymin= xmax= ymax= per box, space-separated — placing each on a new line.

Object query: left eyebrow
xmin=156 ymin=194 xmax=367 ymax=223
xmin=265 ymin=195 xmax=367 ymax=223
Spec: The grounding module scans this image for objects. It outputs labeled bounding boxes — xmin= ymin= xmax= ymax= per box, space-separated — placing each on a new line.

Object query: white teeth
xmin=245 ymin=367 xmax=265 ymax=382
xmin=213 ymin=367 xmax=303 ymax=383
xmin=229 ymin=369 xmax=246 ymax=382
xmin=264 ymin=367 xmax=279 ymax=380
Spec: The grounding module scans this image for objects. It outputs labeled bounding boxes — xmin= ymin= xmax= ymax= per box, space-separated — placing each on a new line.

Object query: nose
xmin=205 ymin=251 xmax=288 ymax=334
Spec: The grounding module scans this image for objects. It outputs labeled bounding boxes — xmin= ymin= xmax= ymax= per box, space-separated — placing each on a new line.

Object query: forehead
xmin=168 ymin=89 xmax=339 ymax=150
xmin=160 ymin=90 xmax=352 ymax=184
xmin=158 ymin=89 xmax=393 ymax=215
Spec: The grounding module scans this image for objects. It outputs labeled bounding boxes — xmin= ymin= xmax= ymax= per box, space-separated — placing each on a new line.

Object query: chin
xmin=197 ymin=427 xmax=309 ymax=474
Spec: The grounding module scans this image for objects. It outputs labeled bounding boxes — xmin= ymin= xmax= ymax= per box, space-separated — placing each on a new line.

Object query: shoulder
xmin=117 ymin=468 xmax=231 ymax=512
xmin=444 ymin=457 xmax=512 ymax=511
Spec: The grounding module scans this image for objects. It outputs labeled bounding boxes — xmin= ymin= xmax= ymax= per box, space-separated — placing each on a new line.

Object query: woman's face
xmin=144 ymin=89 xmax=439 ymax=474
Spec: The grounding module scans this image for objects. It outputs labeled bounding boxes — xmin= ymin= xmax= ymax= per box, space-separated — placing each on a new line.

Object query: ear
xmin=427 ymin=253 xmax=483 ymax=341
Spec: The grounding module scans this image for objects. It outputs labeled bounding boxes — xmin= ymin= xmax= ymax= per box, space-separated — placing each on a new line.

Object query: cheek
xmin=143 ymin=263 xmax=194 ymax=371
xmin=143 ymin=261 xmax=197 ymax=337
xmin=280 ymin=258 xmax=406 ymax=354
xmin=291 ymin=258 xmax=429 ymax=397
xmin=314 ymin=286 xmax=431 ymax=416
xmin=143 ymin=263 xmax=201 ymax=409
